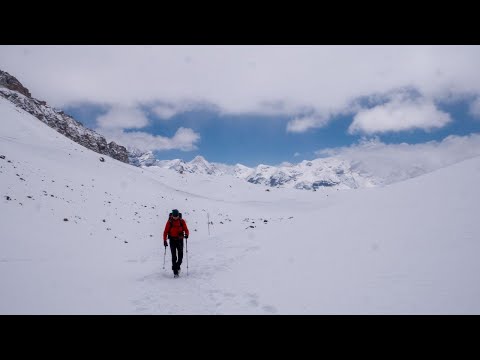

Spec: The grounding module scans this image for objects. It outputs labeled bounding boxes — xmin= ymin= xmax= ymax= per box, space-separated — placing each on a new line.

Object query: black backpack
xmin=168 ymin=212 xmax=184 ymax=239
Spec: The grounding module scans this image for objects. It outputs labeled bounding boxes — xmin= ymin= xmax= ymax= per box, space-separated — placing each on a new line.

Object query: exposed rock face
xmin=0 ymin=70 xmax=31 ymax=97
xmin=107 ymin=142 xmax=128 ymax=163
xmin=0 ymin=69 xmax=129 ymax=163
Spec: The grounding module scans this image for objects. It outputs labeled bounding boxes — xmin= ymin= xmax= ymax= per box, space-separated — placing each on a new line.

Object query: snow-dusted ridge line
xmin=0 ymin=69 xmax=129 ymax=163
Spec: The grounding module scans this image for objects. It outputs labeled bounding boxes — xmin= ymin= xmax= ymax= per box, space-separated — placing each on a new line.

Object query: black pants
xmin=169 ymin=238 xmax=184 ymax=272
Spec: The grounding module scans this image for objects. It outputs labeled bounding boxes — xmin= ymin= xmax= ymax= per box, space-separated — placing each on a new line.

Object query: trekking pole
xmin=207 ymin=213 xmax=210 ymax=236
xmin=163 ymin=245 xmax=166 ymax=270
xmin=186 ymin=238 xmax=189 ymax=276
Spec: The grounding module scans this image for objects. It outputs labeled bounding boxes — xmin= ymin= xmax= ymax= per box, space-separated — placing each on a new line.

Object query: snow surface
xmin=1 ymin=96 xmax=480 ymax=314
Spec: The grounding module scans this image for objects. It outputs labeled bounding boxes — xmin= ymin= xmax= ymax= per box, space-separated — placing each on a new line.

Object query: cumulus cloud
xmin=348 ymin=96 xmax=452 ymax=134
xmin=287 ymin=115 xmax=329 ymax=133
xmin=98 ymin=127 xmax=200 ymax=152
xmin=96 ymin=105 xmax=149 ymax=129
xmin=151 ymin=104 xmax=178 ymax=119
xmin=2 ymin=45 xmax=480 ymax=131
xmin=317 ymin=133 xmax=480 ymax=184
xmin=93 ymin=105 xmax=201 ymax=152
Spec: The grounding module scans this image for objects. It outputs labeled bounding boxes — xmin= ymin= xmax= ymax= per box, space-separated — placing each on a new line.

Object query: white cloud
xmin=94 ymin=104 xmax=204 ymax=152
xmin=151 ymin=104 xmax=178 ymax=119
xmin=149 ymin=101 xmax=217 ymax=119
xmin=294 ymin=152 xmax=301 ymax=157
xmin=98 ymin=127 xmax=200 ymax=152
xmin=3 ymin=45 xmax=480 ymax=129
xmin=287 ymin=115 xmax=329 ymax=133
xmin=469 ymin=97 xmax=480 ymax=118
xmin=97 ymin=105 xmax=149 ymax=129
xmin=317 ymin=133 xmax=480 ymax=184
xmin=348 ymin=97 xmax=452 ymax=134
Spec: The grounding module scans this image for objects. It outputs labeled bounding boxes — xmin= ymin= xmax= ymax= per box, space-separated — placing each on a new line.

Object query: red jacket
xmin=163 ymin=218 xmax=189 ymax=241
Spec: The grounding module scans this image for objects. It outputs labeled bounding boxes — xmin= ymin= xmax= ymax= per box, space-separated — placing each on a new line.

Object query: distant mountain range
xmin=127 ymin=149 xmax=380 ymax=190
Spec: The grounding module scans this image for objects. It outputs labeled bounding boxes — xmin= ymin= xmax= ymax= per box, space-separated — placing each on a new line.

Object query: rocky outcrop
xmin=108 ymin=141 xmax=129 ymax=163
xmin=0 ymin=70 xmax=31 ymax=97
xmin=0 ymin=69 xmax=129 ymax=163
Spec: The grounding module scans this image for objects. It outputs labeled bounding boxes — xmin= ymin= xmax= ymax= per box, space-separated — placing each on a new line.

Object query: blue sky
xmin=64 ymin=104 xmax=350 ymax=166
xmin=64 ymin=98 xmax=480 ymax=167
xmin=2 ymin=45 xmax=480 ymax=167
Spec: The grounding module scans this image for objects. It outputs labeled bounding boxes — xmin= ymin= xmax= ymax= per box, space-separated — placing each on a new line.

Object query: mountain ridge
xmin=0 ymin=69 xmax=129 ymax=163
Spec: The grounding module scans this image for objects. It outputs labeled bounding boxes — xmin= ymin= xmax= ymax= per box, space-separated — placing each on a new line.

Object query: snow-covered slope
xmin=0 ymin=69 xmax=129 ymax=163
xmin=2 ymin=96 xmax=480 ymax=314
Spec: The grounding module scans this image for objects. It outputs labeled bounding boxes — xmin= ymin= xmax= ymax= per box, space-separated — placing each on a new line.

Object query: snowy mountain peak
xmin=186 ymin=155 xmax=222 ymax=175
xmin=127 ymin=148 xmax=157 ymax=167
xmin=191 ymin=155 xmax=208 ymax=164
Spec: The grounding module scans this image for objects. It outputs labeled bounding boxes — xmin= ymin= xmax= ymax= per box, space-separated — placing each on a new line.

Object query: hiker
xmin=163 ymin=209 xmax=189 ymax=277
